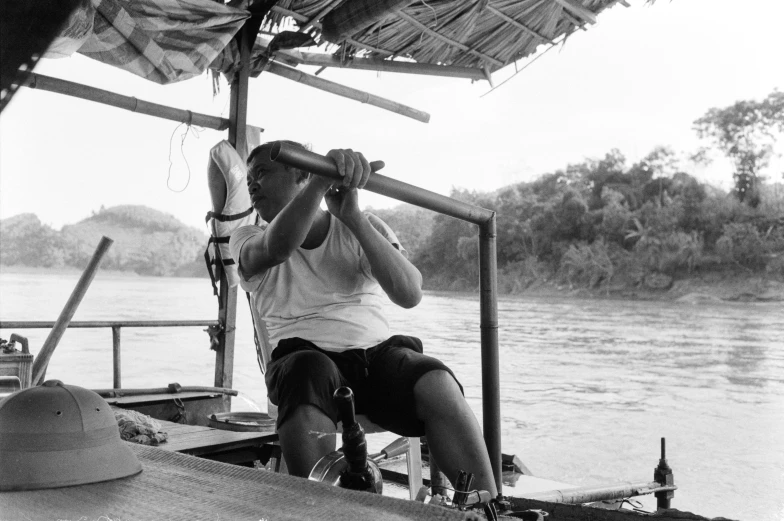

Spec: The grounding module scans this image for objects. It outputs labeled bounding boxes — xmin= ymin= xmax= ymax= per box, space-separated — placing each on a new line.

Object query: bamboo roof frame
xmin=261 ymin=0 xmax=631 ymax=79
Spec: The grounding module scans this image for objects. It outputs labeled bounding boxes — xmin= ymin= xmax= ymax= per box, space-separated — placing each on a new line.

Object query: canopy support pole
xmin=214 ymin=23 xmax=253 ymax=395
xmin=479 ymin=217 xmax=501 ymax=494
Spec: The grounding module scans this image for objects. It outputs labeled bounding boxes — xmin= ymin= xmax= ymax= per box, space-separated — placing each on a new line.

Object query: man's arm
xmin=347 ymin=212 xmax=423 ymax=309
xmin=239 ymin=149 xmax=371 ymax=279
xmin=239 ymin=179 xmax=328 ymax=276
xmin=326 ymin=185 xmax=422 ymax=309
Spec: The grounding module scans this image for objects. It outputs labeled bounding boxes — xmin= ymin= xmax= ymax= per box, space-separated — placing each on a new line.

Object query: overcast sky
xmin=1 ymin=0 xmax=782 ymax=231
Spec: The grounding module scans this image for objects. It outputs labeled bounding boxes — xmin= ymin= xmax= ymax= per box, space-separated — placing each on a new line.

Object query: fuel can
xmin=0 ymin=334 xmax=33 ymax=389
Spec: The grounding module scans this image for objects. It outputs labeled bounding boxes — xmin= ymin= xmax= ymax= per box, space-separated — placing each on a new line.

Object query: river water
xmin=0 ymin=269 xmax=781 ymax=520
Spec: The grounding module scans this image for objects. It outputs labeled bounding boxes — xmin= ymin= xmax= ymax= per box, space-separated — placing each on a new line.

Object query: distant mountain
xmin=0 ymin=206 xmax=210 ymax=277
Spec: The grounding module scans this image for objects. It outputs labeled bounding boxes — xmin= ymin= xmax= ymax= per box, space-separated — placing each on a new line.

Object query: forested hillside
xmin=0 ymin=206 xmax=208 ymax=277
xmin=390 ymin=147 xmax=784 ymax=293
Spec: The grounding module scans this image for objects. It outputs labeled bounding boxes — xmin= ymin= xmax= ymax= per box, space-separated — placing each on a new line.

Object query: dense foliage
xmin=0 ymin=206 xmax=208 ymax=277
xmin=694 ymin=90 xmax=784 ymax=206
xmin=385 ymin=147 xmax=784 ymax=293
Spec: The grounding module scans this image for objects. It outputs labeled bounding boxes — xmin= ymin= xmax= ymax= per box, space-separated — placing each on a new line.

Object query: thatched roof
xmin=262 ymin=0 xmax=630 ymax=79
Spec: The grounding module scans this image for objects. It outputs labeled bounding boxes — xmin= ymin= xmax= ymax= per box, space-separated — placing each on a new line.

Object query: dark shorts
xmin=265 ymin=335 xmax=463 ymax=437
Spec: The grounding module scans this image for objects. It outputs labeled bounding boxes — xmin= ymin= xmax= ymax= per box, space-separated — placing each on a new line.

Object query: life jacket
xmin=204 ymin=140 xmax=258 ymax=293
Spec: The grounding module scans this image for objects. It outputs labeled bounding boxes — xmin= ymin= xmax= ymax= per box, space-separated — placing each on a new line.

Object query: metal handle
xmin=371 ymin=437 xmax=410 ymax=463
xmin=269 ymin=141 xmax=495 ymax=225
xmin=334 ymin=387 xmax=357 ymax=428
xmin=9 ymin=334 xmax=29 ymax=354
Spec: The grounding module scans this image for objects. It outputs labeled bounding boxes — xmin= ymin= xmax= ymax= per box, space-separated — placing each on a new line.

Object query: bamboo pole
xmin=266 ymin=61 xmax=431 ymax=123
xmin=274 ymin=49 xmax=485 ymax=80
xmin=31 ymin=236 xmax=113 ymax=386
xmin=19 ymin=73 xmax=230 ymax=131
xmin=520 ymin=480 xmax=677 ymax=504
xmin=552 ymin=0 xmax=597 ymax=24
xmin=214 ymin=24 xmax=252 ymax=393
xmin=485 ymin=5 xmax=554 ymax=44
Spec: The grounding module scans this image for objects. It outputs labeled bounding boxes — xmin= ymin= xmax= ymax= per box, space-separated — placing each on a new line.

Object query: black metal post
xmin=654 ymin=437 xmax=675 ymax=510
xmin=112 ymin=326 xmax=121 ymax=389
xmin=480 ymin=216 xmax=502 ymax=495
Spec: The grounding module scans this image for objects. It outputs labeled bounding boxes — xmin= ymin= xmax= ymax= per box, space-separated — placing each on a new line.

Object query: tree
xmin=694 ymin=90 xmax=784 ymax=206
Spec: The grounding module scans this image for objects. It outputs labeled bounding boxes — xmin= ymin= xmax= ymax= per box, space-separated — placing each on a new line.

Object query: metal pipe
xmin=271 ymin=141 xmax=502 ymax=490
xmin=112 ymin=326 xmax=122 ymax=389
xmin=521 ymin=480 xmax=677 ymax=504
xmin=269 ymin=142 xmax=494 ymax=225
xmin=479 ymin=216 xmax=502 ymax=494
xmin=31 ymin=236 xmax=113 ymax=386
xmin=93 ymin=386 xmax=239 ymax=398
xmin=0 ymin=320 xmax=219 ymax=329
xmin=19 ymin=73 xmax=230 ymax=131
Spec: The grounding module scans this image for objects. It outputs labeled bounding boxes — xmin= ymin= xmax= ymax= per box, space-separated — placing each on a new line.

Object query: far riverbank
xmin=3 ymin=264 xmax=783 ymax=303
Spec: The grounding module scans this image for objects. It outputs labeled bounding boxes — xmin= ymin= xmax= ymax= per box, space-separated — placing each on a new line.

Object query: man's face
xmin=247 ymin=152 xmax=304 ymax=222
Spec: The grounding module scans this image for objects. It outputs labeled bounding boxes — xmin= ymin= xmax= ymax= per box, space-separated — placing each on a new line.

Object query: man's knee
xmin=414 ymin=369 xmax=463 ymax=413
xmin=284 ymin=350 xmax=339 ymax=387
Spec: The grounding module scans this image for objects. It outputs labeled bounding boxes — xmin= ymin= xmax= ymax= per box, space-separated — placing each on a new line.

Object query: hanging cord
xmin=166 ymin=113 xmax=203 ymax=193
xmin=416 ymin=0 xmax=439 ymax=49
xmin=421 ymin=0 xmax=438 ymax=27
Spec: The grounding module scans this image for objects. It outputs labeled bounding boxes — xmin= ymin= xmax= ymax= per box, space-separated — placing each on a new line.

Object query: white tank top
xmin=230 ymin=213 xmax=403 ymax=370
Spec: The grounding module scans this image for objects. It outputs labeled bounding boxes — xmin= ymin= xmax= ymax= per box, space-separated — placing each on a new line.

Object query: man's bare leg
xmin=277 ymin=404 xmax=336 ymax=477
xmin=414 ymin=370 xmax=499 ymax=497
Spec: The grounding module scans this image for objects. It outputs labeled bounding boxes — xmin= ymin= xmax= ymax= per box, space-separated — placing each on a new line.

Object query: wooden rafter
xmin=552 ymin=0 xmax=597 ymax=24
xmin=302 ymin=0 xmax=342 ymax=32
xmin=395 ymin=10 xmax=504 ymax=67
xmin=486 ymin=5 xmax=555 ymax=44
xmin=265 ymin=60 xmax=430 ymax=122
xmin=273 ymin=47 xmax=485 ymax=80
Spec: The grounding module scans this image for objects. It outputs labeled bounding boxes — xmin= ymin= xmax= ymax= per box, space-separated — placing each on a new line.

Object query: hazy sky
xmin=1 ymin=0 xmax=782 ymax=231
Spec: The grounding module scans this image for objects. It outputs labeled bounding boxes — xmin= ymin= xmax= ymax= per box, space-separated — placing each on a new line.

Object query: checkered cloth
xmin=78 ymin=0 xmax=249 ymax=84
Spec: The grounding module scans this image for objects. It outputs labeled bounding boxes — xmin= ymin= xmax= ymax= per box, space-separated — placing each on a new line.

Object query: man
xmin=229 ymin=141 xmax=497 ymax=497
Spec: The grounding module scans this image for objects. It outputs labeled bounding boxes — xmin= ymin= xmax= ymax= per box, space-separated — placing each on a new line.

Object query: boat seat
xmin=267 ymin=402 xmax=423 ymax=499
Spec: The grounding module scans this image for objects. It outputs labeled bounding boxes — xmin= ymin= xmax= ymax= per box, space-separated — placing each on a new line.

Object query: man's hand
xmin=323 ymin=148 xmax=377 ymax=223
xmin=325 ymin=186 xmax=360 ymax=224
xmin=326 ymin=148 xmax=371 ymax=190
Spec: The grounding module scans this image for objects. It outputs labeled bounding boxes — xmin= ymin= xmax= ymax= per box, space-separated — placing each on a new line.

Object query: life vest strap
xmin=205 ymin=206 xmax=254 ymax=224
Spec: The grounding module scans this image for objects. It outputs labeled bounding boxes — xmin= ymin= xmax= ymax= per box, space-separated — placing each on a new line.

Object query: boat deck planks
xmin=0 ymin=444 xmax=470 ymax=521
xmin=118 ymin=411 xmax=279 ymax=457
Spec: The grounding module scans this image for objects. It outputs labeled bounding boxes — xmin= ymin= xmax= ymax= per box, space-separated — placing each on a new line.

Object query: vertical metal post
xmin=112 ymin=326 xmax=121 ymax=389
xmin=479 ymin=214 xmax=502 ymax=494
xmin=214 ymin=24 xmax=251 ymax=393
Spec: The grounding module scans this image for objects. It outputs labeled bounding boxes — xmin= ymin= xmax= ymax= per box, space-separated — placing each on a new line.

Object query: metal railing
xmin=0 ymin=320 xmax=219 ymax=389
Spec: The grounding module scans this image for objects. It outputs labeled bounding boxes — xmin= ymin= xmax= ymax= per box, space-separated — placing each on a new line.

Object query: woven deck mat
xmin=1 ymin=443 xmax=470 ymax=521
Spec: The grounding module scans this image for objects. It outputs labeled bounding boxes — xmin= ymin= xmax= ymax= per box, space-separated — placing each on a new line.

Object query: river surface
xmin=0 ymin=269 xmax=782 ymax=520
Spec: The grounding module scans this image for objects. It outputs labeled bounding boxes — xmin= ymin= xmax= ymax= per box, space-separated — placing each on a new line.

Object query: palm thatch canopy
xmin=4 ymin=0 xmax=638 ymax=121
xmin=261 ymin=0 xmax=630 ymax=78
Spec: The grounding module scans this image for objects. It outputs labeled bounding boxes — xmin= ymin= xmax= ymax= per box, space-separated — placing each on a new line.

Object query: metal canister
xmin=0 ymin=334 xmax=33 ymax=390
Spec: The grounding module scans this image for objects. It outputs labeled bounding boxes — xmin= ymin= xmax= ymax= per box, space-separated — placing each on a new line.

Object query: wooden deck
xmin=156 ymin=418 xmax=278 ymax=456
xmin=114 ymin=408 xmax=280 ymax=466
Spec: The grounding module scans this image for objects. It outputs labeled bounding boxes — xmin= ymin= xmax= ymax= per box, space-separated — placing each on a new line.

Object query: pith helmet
xmin=0 ymin=380 xmax=142 ymax=491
